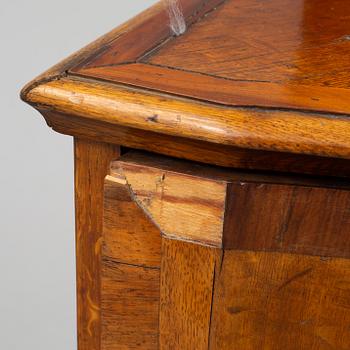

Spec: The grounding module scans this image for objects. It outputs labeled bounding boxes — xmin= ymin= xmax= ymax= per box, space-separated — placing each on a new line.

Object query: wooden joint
xmin=109 ymin=152 xmax=229 ymax=248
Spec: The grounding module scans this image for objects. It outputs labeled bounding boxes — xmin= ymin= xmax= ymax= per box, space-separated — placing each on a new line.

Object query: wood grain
xmin=101 ymin=258 xmax=160 ymax=350
xmin=23 ymin=77 xmax=350 ymax=159
xmin=149 ymin=0 xmax=350 ymax=87
xmin=76 ymin=0 xmax=225 ymax=69
xmin=101 ymin=174 xmax=163 ymax=349
xmin=112 ymin=154 xmax=228 ymax=247
xmin=210 ymin=250 xmax=350 ymax=350
xmin=20 ymin=2 xmax=350 ymax=348
xmin=42 ymin=111 xmax=350 ymax=178
xmin=160 ymin=238 xmax=221 ymax=349
xmin=74 ymin=139 xmax=118 ymax=350
xmin=75 ymin=62 xmax=350 ymax=116
xmin=22 ymin=0 xmax=350 ymax=165
xmin=103 ymin=177 xmax=161 ymax=267
xmin=224 ymin=182 xmax=350 ymax=258
xmin=71 ymin=0 xmax=350 ymax=115
xmin=108 ymin=151 xmax=350 ymax=250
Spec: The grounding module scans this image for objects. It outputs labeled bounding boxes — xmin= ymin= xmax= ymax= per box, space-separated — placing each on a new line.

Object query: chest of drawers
xmin=21 ymin=0 xmax=350 ymax=349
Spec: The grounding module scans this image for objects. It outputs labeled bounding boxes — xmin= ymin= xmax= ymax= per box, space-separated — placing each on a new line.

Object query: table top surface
xmin=71 ymin=0 xmax=350 ymax=115
xmin=21 ymin=0 xmax=350 ymax=159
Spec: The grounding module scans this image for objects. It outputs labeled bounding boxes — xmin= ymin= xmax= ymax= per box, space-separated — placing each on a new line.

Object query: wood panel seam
xmin=208 ymin=250 xmax=224 ymax=350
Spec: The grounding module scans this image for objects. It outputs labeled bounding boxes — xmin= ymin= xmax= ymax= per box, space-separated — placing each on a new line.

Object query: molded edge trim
xmin=22 ymin=76 xmax=350 ymax=159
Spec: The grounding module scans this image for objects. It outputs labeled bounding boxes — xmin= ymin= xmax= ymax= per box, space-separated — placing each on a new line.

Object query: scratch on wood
xmin=208 ymin=261 xmax=216 ymax=348
xmin=147 ymin=114 xmax=159 ymax=123
xmin=227 ymin=306 xmax=247 ymax=315
xmin=278 ymin=267 xmax=313 ymax=291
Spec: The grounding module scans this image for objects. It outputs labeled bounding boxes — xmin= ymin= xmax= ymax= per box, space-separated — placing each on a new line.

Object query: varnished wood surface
xmin=23 ymin=77 xmax=350 ymax=159
xmin=74 ymin=139 xmax=118 ymax=350
xmin=149 ymin=0 xmax=350 ymax=87
xmin=74 ymin=0 xmax=225 ymax=69
xmin=224 ymin=182 xmax=350 ymax=257
xmin=210 ymin=251 xmax=350 ymax=349
xmin=74 ymin=62 xmax=350 ymax=116
xmin=21 ymin=0 xmax=350 ymax=162
xmin=160 ymin=238 xmax=221 ymax=349
xmin=71 ymin=0 xmax=350 ymax=116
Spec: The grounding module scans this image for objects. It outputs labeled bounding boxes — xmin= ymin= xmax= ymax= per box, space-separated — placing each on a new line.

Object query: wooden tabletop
xmin=21 ymin=0 xmax=350 ymax=159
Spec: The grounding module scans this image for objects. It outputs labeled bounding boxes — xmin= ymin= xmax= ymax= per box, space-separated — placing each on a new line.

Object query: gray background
xmin=0 ymin=1 xmax=157 ymax=349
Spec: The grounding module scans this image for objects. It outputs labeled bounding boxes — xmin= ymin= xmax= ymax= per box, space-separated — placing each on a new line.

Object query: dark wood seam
xmin=67 ymin=71 xmax=350 ymax=121
xmin=71 ymin=0 xmax=228 ymax=72
xmin=103 ymin=255 xmax=160 ymax=270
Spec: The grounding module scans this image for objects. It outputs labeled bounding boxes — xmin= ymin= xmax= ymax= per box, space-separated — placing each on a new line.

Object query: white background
xmin=0 ymin=1 xmax=157 ymax=349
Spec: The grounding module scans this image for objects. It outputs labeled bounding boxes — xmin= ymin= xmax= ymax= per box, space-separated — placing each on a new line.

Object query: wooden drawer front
xmin=224 ymin=182 xmax=350 ymax=258
xmin=102 ymin=151 xmax=350 ymax=349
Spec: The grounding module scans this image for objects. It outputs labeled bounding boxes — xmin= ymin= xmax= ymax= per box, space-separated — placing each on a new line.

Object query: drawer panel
xmin=224 ymin=182 xmax=350 ymax=257
xmin=102 ymin=150 xmax=350 ymax=349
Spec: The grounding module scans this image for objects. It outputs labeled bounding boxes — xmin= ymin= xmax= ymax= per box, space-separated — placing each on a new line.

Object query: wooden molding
xmin=39 ymin=110 xmax=350 ymax=178
xmin=22 ymin=77 xmax=350 ymax=159
xmin=73 ymin=62 xmax=350 ymax=116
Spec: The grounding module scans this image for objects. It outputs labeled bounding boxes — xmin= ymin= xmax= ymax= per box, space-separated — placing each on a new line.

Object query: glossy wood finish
xmin=21 ymin=0 xmax=350 ymax=163
xmin=23 ymin=77 xmax=350 ymax=159
xmin=148 ymin=0 xmax=350 ymax=87
xmin=74 ymin=62 xmax=350 ymax=116
xmin=71 ymin=0 xmax=350 ymax=116
xmin=74 ymin=139 xmax=118 ymax=350
xmin=159 ymin=239 xmax=221 ymax=349
xmin=210 ymin=251 xmax=350 ymax=349
xmin=74 ymin=0 xmax=225 ymax=69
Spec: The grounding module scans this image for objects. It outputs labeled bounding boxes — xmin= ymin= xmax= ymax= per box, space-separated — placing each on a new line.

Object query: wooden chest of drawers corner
xmin=21 ymin=0 xmax=350 ymax=348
